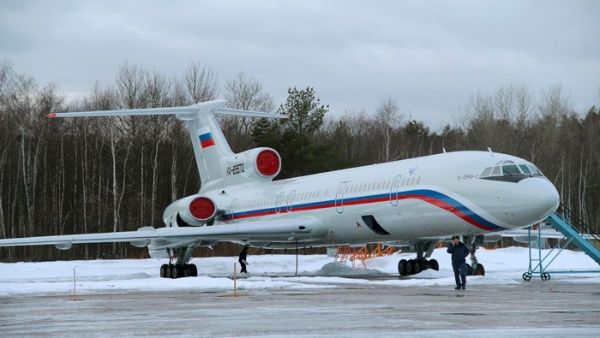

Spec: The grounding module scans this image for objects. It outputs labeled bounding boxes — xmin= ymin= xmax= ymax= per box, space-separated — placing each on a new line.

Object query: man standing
xmin=238 ymin=245 xmax=249 ymax=274
xmin=447 ymin=235 xmax=470 ymax=290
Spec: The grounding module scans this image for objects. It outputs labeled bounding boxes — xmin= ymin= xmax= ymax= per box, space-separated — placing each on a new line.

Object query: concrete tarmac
xmin=1 ymin=282 xmax=599 ymax=337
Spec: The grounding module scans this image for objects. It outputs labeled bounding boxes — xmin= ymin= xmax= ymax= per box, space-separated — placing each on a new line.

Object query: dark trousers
xmin=452 ymin=260 xmax=467 ymax=287
xmin=239 ymin=261 xmax=247 ymax=273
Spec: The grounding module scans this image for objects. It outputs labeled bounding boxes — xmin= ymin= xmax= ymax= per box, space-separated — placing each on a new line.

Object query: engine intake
xmin=255 ymin=149 xmax=281 ymax=177
xmin=189 ymin=196 xmax=216 ymax=221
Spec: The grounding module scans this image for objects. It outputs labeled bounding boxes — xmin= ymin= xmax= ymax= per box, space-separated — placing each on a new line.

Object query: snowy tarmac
xmin=1 ymin=247 xmax=599 ymax=337
xmin=1 ymin=284 xmax=599 ymax=337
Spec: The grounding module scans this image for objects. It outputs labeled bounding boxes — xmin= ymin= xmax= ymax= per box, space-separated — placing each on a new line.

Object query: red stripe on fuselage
xmin=227 ymin=194 xmax=494 ymax=231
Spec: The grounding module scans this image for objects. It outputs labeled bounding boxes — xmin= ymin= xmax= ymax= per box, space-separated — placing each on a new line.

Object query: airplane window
xmin=480 ymin=167 xmax=492 ymax=177
xmin=491 ymin=166 xmax=501 ymax=176
xmin=529 ymin=165 xmax=544 ymax=176
xmin=502 ymin=165 xmax=521 ymax=176
xmin=519 ymin=165 xmax=531 ymax=174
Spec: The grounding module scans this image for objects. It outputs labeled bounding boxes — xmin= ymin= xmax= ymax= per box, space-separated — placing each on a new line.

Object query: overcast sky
xmin=1 ymin=0 xmax=599 ymax=129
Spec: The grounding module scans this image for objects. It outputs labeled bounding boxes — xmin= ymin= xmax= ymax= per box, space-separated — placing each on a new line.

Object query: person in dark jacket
xmin=447 ymin=235 xmax=470 ymax=290
xmin=238 ymin=245 xmax=249 ymax=274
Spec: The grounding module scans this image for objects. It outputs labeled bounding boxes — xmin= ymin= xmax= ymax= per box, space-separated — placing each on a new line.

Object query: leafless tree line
xmin=0 ymin=61 xmax=598 ymax=261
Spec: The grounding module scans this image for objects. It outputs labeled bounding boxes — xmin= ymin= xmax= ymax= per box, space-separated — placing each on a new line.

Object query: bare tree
xmin=185 ymin=61 xmax=218 ymax=103
xmin=375 ymin=98 xmax=401 ymax=162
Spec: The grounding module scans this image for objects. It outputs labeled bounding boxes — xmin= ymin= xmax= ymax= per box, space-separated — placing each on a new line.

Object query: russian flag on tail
xmin=199 ymin=128 xmax=215 ymax=148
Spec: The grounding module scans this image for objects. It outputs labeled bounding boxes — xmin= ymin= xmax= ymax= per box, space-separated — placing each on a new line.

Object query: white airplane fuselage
xmin=172 ymin=150 xmax=559 ymax=248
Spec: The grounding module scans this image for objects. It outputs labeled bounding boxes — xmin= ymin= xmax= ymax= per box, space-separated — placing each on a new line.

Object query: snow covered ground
xmin=1 ymin=247 xmax=599 ymax=296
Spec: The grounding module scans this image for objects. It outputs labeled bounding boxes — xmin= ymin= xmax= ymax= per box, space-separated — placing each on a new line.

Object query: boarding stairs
xmin=523 ymin=204 xmax=600 ymax=281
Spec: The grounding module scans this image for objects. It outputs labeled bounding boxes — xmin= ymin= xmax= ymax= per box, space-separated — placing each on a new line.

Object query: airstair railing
xmin=556 ymin=204 xmax=600 ymax=244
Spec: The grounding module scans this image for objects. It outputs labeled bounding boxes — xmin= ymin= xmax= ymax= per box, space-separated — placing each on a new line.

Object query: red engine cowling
xmin=175 ymin=196 xmax=217 ymax=226
xmin=255 ymin=148 xmax=281 ymax=178
xmin=188 ymin=197 xmax=216 ymax=221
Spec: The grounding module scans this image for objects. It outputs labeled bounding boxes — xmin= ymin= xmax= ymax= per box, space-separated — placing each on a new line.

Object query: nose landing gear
xmin=464 ymin=235 xmax=486 ymax=276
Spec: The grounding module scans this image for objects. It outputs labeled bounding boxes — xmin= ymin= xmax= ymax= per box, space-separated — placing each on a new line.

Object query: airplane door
xmin=286 ymin=190 xmax=297 ymax=213
xmin=390 ymin=175 xmax=402 ymax=207
xmin=229 ymin=198 xmax=238 ymax=223
xmin=275 ymin=192 xmax=286 ymax=214
xmin=335 ymin=182 xmax=348 ymax=214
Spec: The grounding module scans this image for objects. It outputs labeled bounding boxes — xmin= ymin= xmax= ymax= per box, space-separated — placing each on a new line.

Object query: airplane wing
xmin=0 ymin=218 xmax=326 ymax=249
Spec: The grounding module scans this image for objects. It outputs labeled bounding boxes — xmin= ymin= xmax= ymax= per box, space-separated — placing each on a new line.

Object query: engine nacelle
xmin=226 ymin=147 xmax=282 ymax=181
xmin=166 ymin=195 xmax=217 ymax=227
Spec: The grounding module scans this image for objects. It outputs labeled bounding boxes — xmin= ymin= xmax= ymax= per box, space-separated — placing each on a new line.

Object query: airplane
xmin=0 ymin=99 xmax=560 ymax=278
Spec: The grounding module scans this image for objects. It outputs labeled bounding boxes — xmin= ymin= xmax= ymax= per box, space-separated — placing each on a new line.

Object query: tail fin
xmin=51 ymin=100 xmax=286 ymax=190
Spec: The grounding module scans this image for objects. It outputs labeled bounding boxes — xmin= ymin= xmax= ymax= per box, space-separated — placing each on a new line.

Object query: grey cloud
xmin=1 ymin=0 xmax=599 ymax=129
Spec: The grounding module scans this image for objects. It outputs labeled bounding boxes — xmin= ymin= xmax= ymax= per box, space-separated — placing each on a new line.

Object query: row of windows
xmin=236 ymin=176 xmax=422 ymax=210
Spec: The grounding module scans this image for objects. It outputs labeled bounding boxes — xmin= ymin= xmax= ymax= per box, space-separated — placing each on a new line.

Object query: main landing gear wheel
xmin=159 ymin=263 xmax=198 ymax=278
xmin=398 ymin=259 xmax=408 ymax=276
xmin=184 ymin=264 xmax=198 ymax=277
xmin=159 ymin=264 xmax=174 ymax=278
xmin=398 ymin=258 xmax=439 ymax=276
xmin=522 ymin=272 xmax=532 ymax=281
xmin=473 ymin=263 xmax=485 ymax=276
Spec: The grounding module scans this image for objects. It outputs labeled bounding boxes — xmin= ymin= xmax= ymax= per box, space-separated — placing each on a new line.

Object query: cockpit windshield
xmin=479 ymin=160 xmax=545 ymax=182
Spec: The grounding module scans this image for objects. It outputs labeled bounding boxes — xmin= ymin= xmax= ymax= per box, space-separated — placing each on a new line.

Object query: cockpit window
xmin=502 ymin=165 xmax=521 ymax=176
xmin=519 ymin=164 xmax=531 ymax=174
xmin=479 ymin=161 xmax=546 ymax=182
xmin=480 ymin=167 xmax=492 ymax=177
xmin=491 ymin=166 xmax=501 ymax=176
xmin=529 ymin=165 xmax=544 ymax=176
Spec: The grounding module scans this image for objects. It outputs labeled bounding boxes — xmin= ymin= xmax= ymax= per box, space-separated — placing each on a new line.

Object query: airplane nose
xmin=518 ymin=178 xmax=560 ymax=224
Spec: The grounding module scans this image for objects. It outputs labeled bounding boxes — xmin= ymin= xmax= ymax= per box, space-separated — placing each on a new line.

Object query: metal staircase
xmin=523 ymin=204 xmax=600 ymax=281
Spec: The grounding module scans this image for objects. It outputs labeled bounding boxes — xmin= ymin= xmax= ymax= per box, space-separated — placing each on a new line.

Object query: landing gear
xmin=397 ymin=241 xmax=440 ymax=276
xmin=464 ymin=235 xmax=486 ymax=276
xmin=159 ymin=246 xmax=198 ymax=279
xmin=398 ymin=258 xmax=439 ymax=276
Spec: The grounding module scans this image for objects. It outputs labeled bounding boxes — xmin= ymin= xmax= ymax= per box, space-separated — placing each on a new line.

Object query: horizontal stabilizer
xmin=48 ymin=99 xmax=286 ymax=120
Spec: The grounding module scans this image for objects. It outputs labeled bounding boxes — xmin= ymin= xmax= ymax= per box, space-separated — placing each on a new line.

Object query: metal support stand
xmin=523 ymin=225 xmax=599 ymax=281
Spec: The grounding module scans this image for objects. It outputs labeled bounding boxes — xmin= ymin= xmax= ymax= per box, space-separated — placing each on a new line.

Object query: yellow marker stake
xmin=233 ymin=262 xmax=237 ymax=297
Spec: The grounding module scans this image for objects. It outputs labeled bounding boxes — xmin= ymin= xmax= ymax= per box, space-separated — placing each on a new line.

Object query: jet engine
xmin=226 ymin=147 xmax=282 ymax=181
xmin=167 ymin=195 xmax=217 ymax=227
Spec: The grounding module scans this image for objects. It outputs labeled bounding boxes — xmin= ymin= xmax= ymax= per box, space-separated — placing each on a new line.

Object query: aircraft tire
xmin=160 ymin=264 xmax=169 ymax=278
xmin=428 ymin=259 xmax=439 ymax=271
xmin=474 ymin=263 xmax=485 ymax=276
xmin=190 ymin=264 xmax=198 ymax=277
xmin=413 ymin=260 xmax=421 ymax=274
xmin=168 ymin=264 xmax=175 ymax=279
xmin=184 ymin=264 xmax=198 ymax=277
xmin=398 ymin=259 xmax=408 ymax=276
xmin=173 ymin=265 xmax=184 ymax=279
xmin=466 ymin=263 xmax=474 ymax=276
